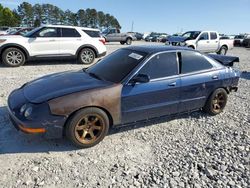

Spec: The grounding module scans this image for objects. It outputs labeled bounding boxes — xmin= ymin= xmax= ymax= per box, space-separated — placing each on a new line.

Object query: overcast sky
xmin=1 ymin=0 xmax=250 ymax=34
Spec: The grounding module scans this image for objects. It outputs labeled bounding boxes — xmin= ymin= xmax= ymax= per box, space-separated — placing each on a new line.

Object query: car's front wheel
xmin=66 ymin=107 xmax=110 ymax=148
xmin=78 ymin=48 xmax=95 ymax=65
xmin=203 ymin=88 xmax=228 ymax=115
xmin=2 ymin=47 xmax=26 ymax=67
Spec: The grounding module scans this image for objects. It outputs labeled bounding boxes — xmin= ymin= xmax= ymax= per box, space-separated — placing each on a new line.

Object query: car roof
xmin=43 ymin=25 xmax=100 ymax=31
xmin=125 ymin=45 xmax=194 ymax=54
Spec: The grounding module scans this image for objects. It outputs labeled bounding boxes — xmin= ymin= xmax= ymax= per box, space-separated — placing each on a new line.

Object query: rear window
xmin=179 ymin=51 xmax=213 ymax=74
xmin=83 ymin=30 xmax=101 ymax=38
xmin=62 ymin=28 xmax=81 ymax=37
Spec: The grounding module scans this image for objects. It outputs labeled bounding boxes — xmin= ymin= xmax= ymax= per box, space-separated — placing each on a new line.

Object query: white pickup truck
xmin=166 ymin=31 xmax=234 ymax=55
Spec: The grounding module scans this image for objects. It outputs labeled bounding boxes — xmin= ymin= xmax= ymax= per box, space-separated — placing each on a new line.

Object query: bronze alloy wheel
xmin=212 ymin=92 xmax=226 ymax=113
xmin=203 ymin=88 xmax=228 ymax=116
xmin=66 ymin=107 xmax=109 ymax=148
xmin=74 ymin=114 xmax=104 ymax=144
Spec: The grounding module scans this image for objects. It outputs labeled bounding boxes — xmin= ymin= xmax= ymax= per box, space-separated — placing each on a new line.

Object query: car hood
xmin=167 ymin=36 xmax=187 ymax=42
xmin=23 ymin=70 xmax=112 ymax=103
xmin=0 ymin=35 xmax=24 ymax=39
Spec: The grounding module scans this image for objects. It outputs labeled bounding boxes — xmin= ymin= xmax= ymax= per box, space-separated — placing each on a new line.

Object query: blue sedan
xmin=8 ymin=46 xmax=240 ymax=148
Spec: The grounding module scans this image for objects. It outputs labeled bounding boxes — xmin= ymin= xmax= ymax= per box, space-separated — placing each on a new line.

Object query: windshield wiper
xmin=88 ymin=72 xmax=103 ymax=80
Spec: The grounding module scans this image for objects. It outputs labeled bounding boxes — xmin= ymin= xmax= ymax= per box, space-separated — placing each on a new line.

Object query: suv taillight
xmin=99 ymin=38 xmax=106 ymax=45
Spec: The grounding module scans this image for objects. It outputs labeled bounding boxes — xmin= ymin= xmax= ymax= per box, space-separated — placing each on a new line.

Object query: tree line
xmin=0 ymin=2 xmax=121 ymax=29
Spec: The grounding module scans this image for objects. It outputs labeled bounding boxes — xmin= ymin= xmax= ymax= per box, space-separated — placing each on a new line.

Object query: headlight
xmin=180 ymin=42 xmax=186 ymax=46
xmin=0 ymin=39 xmax=6 ymax=43
xmin=24 ymin=107 xmax=33 ymax=118
xmin=20 ymin=104 xmax=27 ymax=114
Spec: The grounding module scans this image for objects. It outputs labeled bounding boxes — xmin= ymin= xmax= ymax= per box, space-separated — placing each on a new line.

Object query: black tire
xmin=218 ymin=46 xmax=228 ymax=55
xmin=2 ymin=47 xmax=26 ymax=67
xmin=65 ymin=107 xmax=110 ymax=148
xmin=126 ymin=38 xmax=132 ymax=45
xmin=203 ymin=88 xmax=228 ymax=116
xmin=120 ymin=41 xmax=125 ymax=45
xmin=188 ymin=46 xmax=195 ymax=49
xmin=78 ymin=48 xmax=95 ymax=65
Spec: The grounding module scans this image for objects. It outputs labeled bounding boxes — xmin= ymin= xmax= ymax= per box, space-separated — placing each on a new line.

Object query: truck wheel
xmin=188 ymin=46 xmax=195 ymax=49
xmin=78 ymin=48 xmax=95 ymax=65
xmin=203 ymin=88 xmax=228 ymax=116
xmin=2 ymin=47 xmax=26 ymax=67
xmin=65 ymin=107 xmax=110 ymax=148
xmin=218 ymin=46 xmax=228 ymax=55
xmin=126 ymin=38 xmax=132 ymax=45
xmin=120 ymin=41 xmax=125 ymax=45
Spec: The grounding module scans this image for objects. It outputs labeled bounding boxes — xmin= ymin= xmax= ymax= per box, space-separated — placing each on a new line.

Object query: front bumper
xmin=7 ymin=89 xmax=66 ymax=139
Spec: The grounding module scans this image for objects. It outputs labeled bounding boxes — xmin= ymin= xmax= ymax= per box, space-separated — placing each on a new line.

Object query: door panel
xmin=121 ymin=78 xmax=180 ymax=124
xmin=196 ymin=32 xmax=210 ymax=52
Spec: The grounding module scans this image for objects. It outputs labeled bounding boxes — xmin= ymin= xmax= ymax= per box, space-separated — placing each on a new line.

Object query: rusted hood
xmin=23 ymin=70 xmax=112 ymax=103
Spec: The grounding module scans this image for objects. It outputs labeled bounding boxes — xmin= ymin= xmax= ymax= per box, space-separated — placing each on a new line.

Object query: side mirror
xmin=129 ymin=74 xmax=150 ymax=85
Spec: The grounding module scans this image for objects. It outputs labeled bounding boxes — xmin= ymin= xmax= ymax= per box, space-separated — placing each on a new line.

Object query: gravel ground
xmin=0 ymin=41 xmax=249 ymax=188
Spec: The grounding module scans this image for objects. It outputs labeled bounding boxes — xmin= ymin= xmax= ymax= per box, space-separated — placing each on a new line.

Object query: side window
xmin=139 ymin=52 xmax=178 ymax=80
xmin=62 ymin=28 xmax=81 ymax=37
xmin=210 ymin=32 xmax=218 ymax=40
xmin=180 ymin=51 xmax=213 ymax=74
xmin=199 ymin=32 xmax=209 ymax=40
xmin=109 ymin=29 xmax=116 ymax=34
xmin=36 ymin=28 xmax=59 ymax=37
xmin=83 ymin=30 xmax=101 ymax=38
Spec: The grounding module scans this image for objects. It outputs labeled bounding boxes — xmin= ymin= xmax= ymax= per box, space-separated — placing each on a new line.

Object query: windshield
xmin=24 ymin=27 xmax=41 ymax=37
xmin=87 ymin=49 xmax=148 ymax=83
xmin=182 ymin=31 xmax=201 ymax=40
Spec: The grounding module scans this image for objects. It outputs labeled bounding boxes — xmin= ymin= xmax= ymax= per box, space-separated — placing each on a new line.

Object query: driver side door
xmin=196 ymin=32 xmax=210 ymax=52
xmin=121 ymin=52 xmax=181 ymax=124
xmin=28 ymin=27 xmax=61 ymax=56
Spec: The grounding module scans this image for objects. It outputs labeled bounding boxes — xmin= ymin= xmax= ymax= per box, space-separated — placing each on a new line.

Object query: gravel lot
xmin=0 ymin=41 xmax=249 ymax=188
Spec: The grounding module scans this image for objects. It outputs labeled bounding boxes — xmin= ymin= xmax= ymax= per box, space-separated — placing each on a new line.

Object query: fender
xmin=0 ymin=43 xmax=30 ymax=59
xmin=75 ymin=44 xmax=99 ymax=57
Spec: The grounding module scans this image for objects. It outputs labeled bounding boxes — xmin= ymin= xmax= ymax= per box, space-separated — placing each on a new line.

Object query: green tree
xmin=77 ymin=9 xmax=86 ymax=27
xmin=17 ymin=2 xmax=33 ymax=27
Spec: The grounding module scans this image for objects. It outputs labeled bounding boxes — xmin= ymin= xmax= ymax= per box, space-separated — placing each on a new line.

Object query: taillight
xmin=99 ymin=38 xmax=106 ymax=45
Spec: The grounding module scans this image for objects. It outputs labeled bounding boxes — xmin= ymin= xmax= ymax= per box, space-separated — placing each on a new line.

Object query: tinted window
xmin=62 ymin=28 xmax=81 ymax=37
xmin=199 ymin=32 xmax=209 ymax=40
xmin=83 ymin=30 xmax=101 ymax=38
xmin=180 ymin=51 xmax=213 ymax=74
xmin=139 ymin=52 xmax=178 ymax=79
xmin=87 ymin=49 xmax=147 ymax=83
xmin=210 ymin=32 xmax=218 ymax=40
xmin=35 ymin=27 xmax=59 ymax=37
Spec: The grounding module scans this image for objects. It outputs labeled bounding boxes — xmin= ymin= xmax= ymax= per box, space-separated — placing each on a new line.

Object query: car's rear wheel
xmin=126 ymin=38 xmax=132 ymax=45
xmin=218 ymin=46 xmax=228 ymax=55
xmin=66 ymin=107 xmax=110 ymax=148
xmin=203 ymin=88 xmax=228 ymax=115
xmin=78 ymin=48 xmax=95 ymax=65
xmin=120 ymin=41 xmax=125 ymax=45
xmin=2 ymin=47 xmax=26 ymax=67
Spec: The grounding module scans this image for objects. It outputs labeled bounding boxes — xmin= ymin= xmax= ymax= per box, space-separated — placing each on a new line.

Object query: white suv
xmin=0 ymin=25 xmax=107 ymax=67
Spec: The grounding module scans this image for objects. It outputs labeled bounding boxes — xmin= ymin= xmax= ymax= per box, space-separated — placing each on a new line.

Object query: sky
xmin=1 ymin=0 xmax=250 ymax=34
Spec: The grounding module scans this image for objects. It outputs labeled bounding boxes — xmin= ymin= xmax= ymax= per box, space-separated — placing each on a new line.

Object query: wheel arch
xmin=63 ymin=106 xmax=114 ymax=136
xmin=0 ymin=43 xmax=30 ymax=59
xmin=76 ymin=45 xmax=98 ymax=58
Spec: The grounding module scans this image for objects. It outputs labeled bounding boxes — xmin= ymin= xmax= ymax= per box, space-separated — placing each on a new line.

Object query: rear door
xmin=28 ymin=27 xmax=60 ymax=56
xmin=178 ymin=51 xmax=220 ymax=112
xmin=196 ymin=32 xmax=210 ymax=52
xmin=208 ymin=32 xmax=220 ymax=52
xmin=122 ymin=52 xmax=181 ymax=123
xmin=59 ymin=28 xmax=82 ymax=55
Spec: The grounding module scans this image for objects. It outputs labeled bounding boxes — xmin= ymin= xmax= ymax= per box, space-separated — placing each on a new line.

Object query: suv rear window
xmin=62 ymin=28 xmax=81 ymax=37
xmin=83 ymin=30 xmax=101 ymax=38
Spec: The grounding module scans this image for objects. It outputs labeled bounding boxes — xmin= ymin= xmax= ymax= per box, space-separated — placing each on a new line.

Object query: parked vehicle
xmin=8 ymin=28 xmax=34 ymax=36
xmin=0 ymin=25 xmax=107 ymax=67
xmin=82 ymin=28 xmax=106 ymax=45
xmin=127 ymin=32 xmax=143 ymax=40
xmin=242 ymin=34 xmax=250 ymax=48
xmin=145 ymin=33 xmax=159 ymax=42
xmin=8 ymin=46 xmax=240 ymax=148
xmin=234 ymin=35 xmax=245 ymax=46
xmin=166 ymin=31 xmax=234 ymax=55
xmin=0 ymin=26 xmax=9 ymax=35
xmin=101 ymin=28 xmax=136 ymax=45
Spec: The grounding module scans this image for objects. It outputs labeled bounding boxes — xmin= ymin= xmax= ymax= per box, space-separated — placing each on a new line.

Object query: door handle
xmin=168 ymin=82 xmax=176 ymax=87
xmin=49 ymin=39 xmax=56 ymax=42
xmin=207 ymin=41 xmax=210 ymax=43
xmin=212 ymin=75 xmax=219 ymax=80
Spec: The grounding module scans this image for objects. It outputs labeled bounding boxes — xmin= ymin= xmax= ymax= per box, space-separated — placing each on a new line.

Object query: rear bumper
xmin=97 ymin=51 xmax=107 ymax=58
